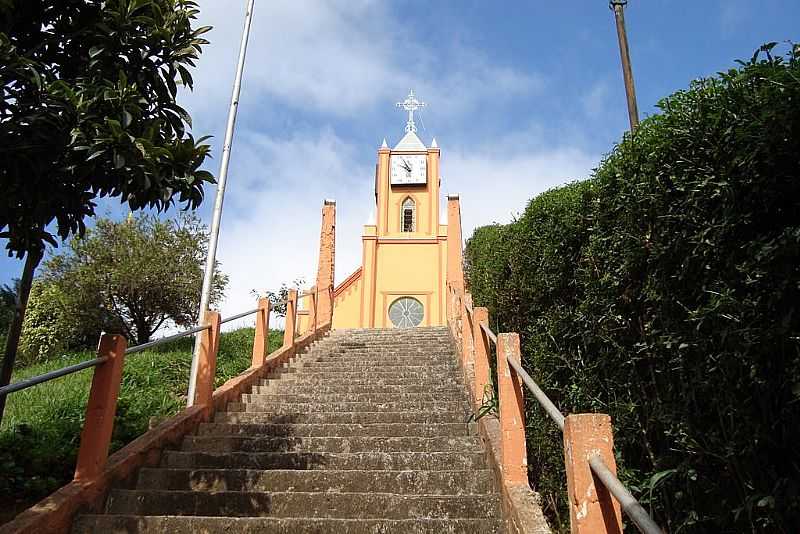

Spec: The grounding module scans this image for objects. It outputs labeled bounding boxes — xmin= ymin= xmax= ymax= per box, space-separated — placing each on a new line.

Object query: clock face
xmin=390 ymin=154 xmax=427 ymax=185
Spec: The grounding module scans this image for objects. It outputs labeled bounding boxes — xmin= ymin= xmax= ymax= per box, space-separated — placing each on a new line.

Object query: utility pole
xmin=610 ymin=0 xmax=640 ymax=131
xmin=187 ymin=0 xmax=256 ymax=406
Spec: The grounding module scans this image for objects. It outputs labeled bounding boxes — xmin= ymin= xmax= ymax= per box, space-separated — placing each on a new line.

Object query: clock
xmin=390 ymin=154 xmax=427 ymax=185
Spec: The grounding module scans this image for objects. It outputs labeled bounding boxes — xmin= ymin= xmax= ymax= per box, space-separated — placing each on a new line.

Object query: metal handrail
xmin=0 ymin=299 xmax=277 ymax=399
xmin=505 ymin=353 xmax=566 ymax=430
xmin=480 ymin=322 xmax=497 ymax=344
xmin=220 ymin=307 xmax=259 ymax=324
xmin=503 ymin=342 xmax=662 ymax=532
xmin=468 ymin=299 xmax=663 ymax=533
xmin=0 ymin=356 xmax=108 ymax=398
xmin=504 ymin=348 xmax=662 ymax=532
xmin=589 ymin=455 xmax=664 ymax=534
xmin=125 ymin=323 xmax=210 ymax=355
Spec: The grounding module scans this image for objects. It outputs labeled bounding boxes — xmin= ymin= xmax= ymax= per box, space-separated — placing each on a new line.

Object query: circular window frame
xmin=388 ymin=297 xmax=425 ymax=328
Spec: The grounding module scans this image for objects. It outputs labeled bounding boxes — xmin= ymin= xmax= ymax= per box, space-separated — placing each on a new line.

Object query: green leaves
xmin=465 ymin=43 xmax=800 ymax=532
xmin=0 ymin=0 xmax=215 ymax=258
xmin=38 ymin=214 xmax=228 ymax=345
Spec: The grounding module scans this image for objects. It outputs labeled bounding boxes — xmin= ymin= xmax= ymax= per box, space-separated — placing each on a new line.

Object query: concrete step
xmin=196 ymin=422 xmax=472 ymax=437
xmin=180 ymin=435 xmax=483 ymax=453
xmin=304 ymin=362 xmax=458 ymax=372
xmin=249 ymin=384 xmax=464 ymax=395
xmin=259 ymin=375 xmax=460 ymax=386
xmin=227 ymin=401 xmax=467 ymax=413
xmin=241 ymin=392 xmax=466 ymax=404
xmin=136 ymin=468 xmax=495 ymax=494
xmin=162 ymin=450 xmax=489 ymax=471
xmin=310 ymin=351 xmax=452 ymax=357
xmin=106 ymin=490 xmax=501 ymax=519
xmin=73 ymin=516 xmax=502 ymax=533
xmin=266 ymin=369 xmax=456 ymax=380
xmin=300 ymin=360 xmax=455 ymax=369
xmin=309 ymin=346 xmax=452 ymax=351
xmin=294 ymin=366 xmax=456 ymax=375
xmin=320 ymin=346 xmax=453 ymax=350
xmin=215 ymin=411 xmax=468 ymax=425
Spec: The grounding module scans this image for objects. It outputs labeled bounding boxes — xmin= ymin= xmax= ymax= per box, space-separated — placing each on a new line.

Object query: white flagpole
xmin=187 ymin=0 xmax=256 ymax=406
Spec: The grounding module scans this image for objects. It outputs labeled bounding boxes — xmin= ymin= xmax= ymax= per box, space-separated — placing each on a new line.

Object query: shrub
xmin=16 ymin=281 xmax=77 ymax=365
xmin=465 ymin=45 xmax=800 ymax=532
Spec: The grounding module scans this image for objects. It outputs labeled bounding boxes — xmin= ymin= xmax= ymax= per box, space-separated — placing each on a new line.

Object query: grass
xmin=0 ymin=327 xmax=284 ymax=523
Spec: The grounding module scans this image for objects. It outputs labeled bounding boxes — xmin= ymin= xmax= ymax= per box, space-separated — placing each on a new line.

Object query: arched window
xmin=401 ymin=197 xmax=416 ymax=232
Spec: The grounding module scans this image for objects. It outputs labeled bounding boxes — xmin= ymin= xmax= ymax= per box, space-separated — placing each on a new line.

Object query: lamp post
xmin=187 ymin=0 xmax=256 ymax=406
xmin=610 ymin=0 xmax=640 ymax=131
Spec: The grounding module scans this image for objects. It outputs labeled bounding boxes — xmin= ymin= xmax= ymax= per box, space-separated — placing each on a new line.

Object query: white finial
xmin=381 ymin=138 xmax=388 ymax=148
xmin=367 ymin=210 xmax=375 ymax=225
xmin=431 ymin=137 xmax=438 ymax=148
xmin=396 ymin=89 xmax=426 ymax=133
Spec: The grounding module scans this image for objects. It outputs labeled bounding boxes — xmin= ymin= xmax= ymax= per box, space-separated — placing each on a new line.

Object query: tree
xmin=0 ymin=281 xmax=17 ymax=345
xmin=42 ymin=214 xmax=227 ymax=346
xmin=252 ymin=278 xmax=305 ymax=318
xmin=0 ymin=0 xmax=214 ymax=419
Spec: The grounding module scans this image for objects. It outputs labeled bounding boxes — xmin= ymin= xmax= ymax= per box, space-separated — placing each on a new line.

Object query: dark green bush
xmin=465 ymin=45 xmax=800 ymax=533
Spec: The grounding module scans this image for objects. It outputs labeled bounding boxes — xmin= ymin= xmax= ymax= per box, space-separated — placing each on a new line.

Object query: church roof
xmin=394 ymin=130 xmax=427 ymax=151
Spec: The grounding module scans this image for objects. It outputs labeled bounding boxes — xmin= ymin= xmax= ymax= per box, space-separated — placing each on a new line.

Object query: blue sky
xmin=2 ymin=0 xmax=798 ymax=320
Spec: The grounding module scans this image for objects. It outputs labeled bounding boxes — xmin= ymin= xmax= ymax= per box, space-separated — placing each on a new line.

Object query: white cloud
xmin=442 ymin=139 xmax=596 ymax=238
xmin=182 ymin=1 xmax=541 ymax=123
xmin=581 ymin=80 xmax=611 ymax=119
xmin=179 ymin=2 xmax=597 ymax=328
xmin=214 ymin=129 xmax=374 ymax=326
xmin=719 ymin=1 xmax=747 ymax=37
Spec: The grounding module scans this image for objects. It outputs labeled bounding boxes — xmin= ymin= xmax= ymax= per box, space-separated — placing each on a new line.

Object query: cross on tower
xmin=396 ymin=90 xmax=425 ymax=133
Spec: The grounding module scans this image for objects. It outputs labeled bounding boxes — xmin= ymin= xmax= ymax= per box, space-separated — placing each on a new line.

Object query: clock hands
xmin=401 ymin=158 xmax=412 ymax=172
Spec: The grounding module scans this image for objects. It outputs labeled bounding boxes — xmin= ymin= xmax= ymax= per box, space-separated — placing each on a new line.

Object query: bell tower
xmin=331 ymin=91 xmax=451 ymax=329
xmin=374 ymin=90 xmax=441 ymax=239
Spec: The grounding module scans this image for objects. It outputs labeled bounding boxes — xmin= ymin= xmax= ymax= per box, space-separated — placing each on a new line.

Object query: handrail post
xmin=283 ymin=289 xmax=297 ymax=350
xmin=472 ymin=307 xmax=490 ymax=411
xmin=193 ymin=310 xmax=221 ymax=408
xmin=74 ymin=334 xmax=127 ymax=482
xmin=461 ymin=293 xmax=474 ymax=373
xmin=251 ymin=298 xmax=271 ymax=367
xmin=564 ymin=414 xmax=623 ymax=534
xmin=310 ymin=285 xmax=318 ymax=333
xmin=497 ymin=333 xmax=528 ymax=485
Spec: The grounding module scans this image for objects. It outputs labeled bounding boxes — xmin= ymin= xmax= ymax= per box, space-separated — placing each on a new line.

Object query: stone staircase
xmin=72 ymin=326 xmax=503 ymax=533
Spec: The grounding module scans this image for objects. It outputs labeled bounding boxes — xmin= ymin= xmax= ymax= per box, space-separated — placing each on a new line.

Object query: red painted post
xmin=461 ymin=293 xmax=474 ymax=372
xmin=563 ymin=414 xmax=623 ymax=534
xmin=251 ymin=298 xmax=271 ymax=367
xmin=497 ymin=333 xmax=528 ymax=485
xmin=472 ymin=307 xmax=490 ymax=411
xmin=450 ymin=281 xmax=464 ymax=343
xmin=73 ymin=334 xmax=127 ymax=482
xmin=283 ymin=289 xmax=297 ymax=349
xmin=315 ymin=200 xmax=336 ymax=325
xmin=193 ymin=310 xmax=221 ymax=408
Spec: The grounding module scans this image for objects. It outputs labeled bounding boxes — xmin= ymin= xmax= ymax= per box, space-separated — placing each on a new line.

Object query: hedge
xmin=464 ymin=44 xmax=800 ymax=532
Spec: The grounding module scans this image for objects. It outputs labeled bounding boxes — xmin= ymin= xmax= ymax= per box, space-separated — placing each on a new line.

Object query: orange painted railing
xmin=446 ymin=282 xmax=664 ymax=534
xmin=0 ymin=286 xmax=328 ymax=486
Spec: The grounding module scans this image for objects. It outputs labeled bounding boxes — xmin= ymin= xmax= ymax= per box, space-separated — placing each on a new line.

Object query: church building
xmin=330 ymin=91 xmax=461 ymax=329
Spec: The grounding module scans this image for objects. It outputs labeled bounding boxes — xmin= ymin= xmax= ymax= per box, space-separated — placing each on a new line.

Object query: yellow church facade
xmin=331 ymin=91 xmax=461 ymax=329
